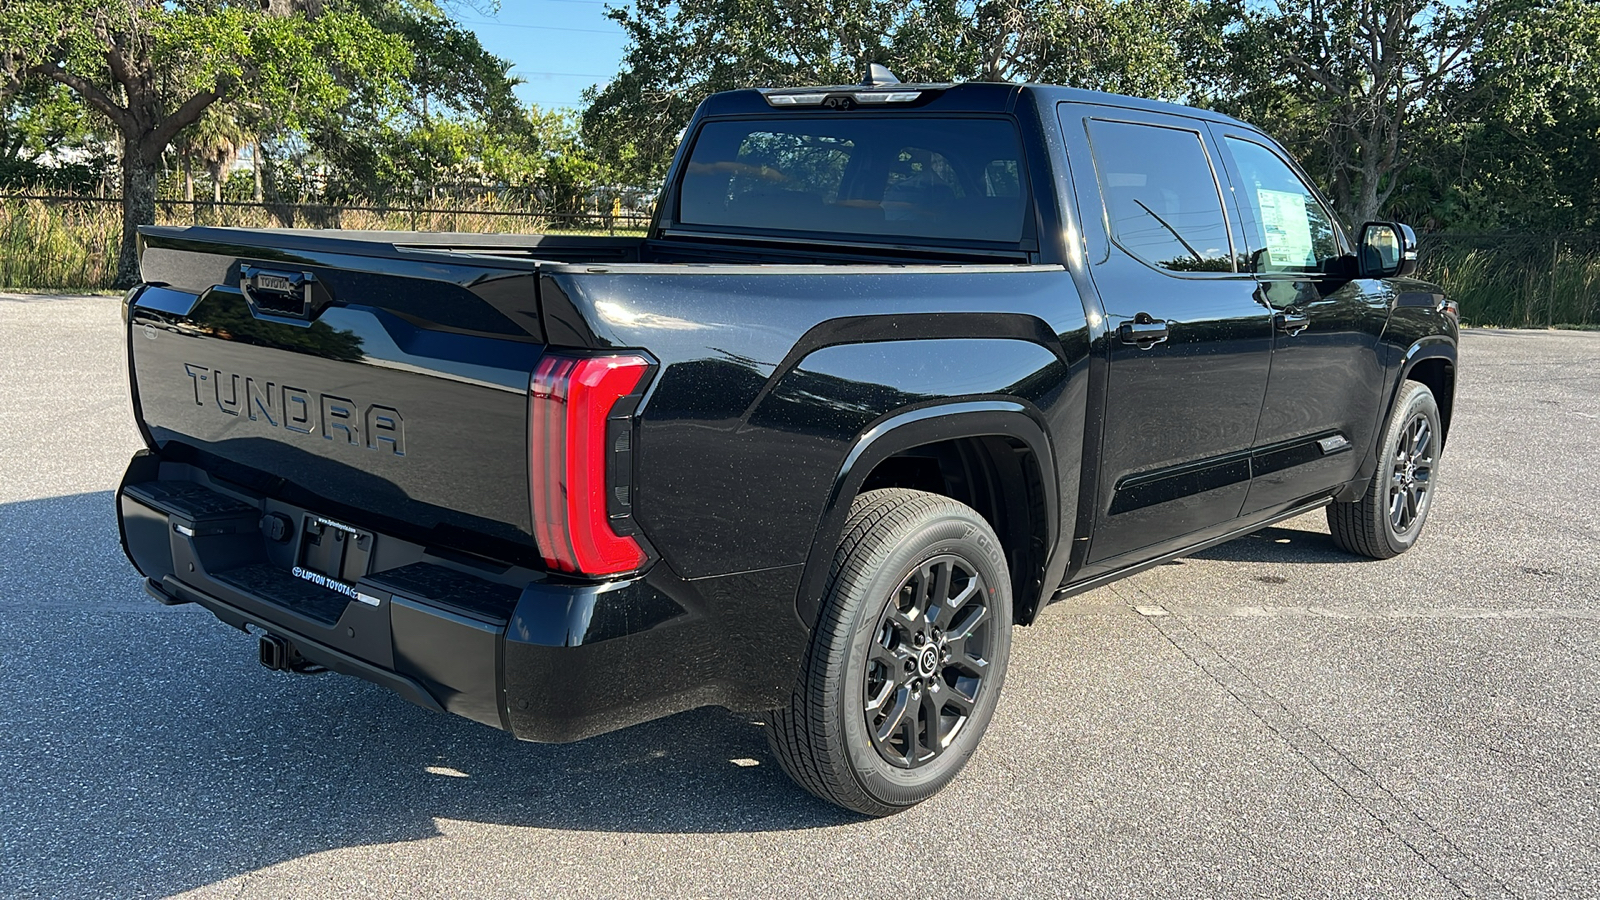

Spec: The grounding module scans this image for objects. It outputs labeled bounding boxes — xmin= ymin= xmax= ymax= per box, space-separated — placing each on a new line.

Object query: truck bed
xmin=132 ymin=225 xmax=1063 ymax=568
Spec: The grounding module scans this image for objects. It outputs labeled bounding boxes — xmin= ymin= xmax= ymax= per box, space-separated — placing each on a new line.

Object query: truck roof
xmin=697 ymin=80 xmax=1257 ymax=132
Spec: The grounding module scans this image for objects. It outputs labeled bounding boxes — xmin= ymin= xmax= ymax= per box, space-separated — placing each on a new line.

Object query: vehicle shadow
xmin=0 ymin=492 xmax=854 ymax=899
xmin=1187 ymin=524 xmax=1358 ymax=564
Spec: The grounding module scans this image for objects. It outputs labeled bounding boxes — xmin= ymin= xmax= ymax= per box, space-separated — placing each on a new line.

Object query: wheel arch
xmin=796 ymin=401 xmax=1061 ymax=630
xmin=1338 ymin=335 xmax=1457 ymax=505
xmin=1401 ymin=346 xmax=1456 ymax=447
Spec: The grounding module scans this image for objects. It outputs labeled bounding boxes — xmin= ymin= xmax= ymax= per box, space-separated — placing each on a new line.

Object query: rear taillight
xmin=529 ymin=353 xmax=651 ymax=576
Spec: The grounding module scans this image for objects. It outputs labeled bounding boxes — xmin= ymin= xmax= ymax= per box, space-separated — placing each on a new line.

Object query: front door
xmin=1059 ymin=105 xmax=1274 ymax=568
xmin=1208 ymin=129 xmax=1392 ymax=514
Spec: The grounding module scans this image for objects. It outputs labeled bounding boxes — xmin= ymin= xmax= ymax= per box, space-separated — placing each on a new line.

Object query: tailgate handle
xmin=241 ymin=266 xmax=316 ymax=319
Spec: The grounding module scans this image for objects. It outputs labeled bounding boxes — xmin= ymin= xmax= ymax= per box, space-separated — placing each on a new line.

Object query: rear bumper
xmin=117 ymin=452 xmax=808 ymax=743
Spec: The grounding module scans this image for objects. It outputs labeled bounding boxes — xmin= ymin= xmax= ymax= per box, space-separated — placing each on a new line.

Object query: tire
xmin=765 ymin=488 xmax=1013 ymax=816
xmin=1327 ymin=380 xmax=1442 ymax=559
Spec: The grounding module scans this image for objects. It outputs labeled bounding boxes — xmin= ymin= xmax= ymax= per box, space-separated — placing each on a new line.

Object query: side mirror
xmin=1358 ymin=221 xmax=1418 ymax=278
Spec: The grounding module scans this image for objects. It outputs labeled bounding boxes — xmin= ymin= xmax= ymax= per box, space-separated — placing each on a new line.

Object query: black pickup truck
xmin=117 ymin=74 xmax=1459 ymax=815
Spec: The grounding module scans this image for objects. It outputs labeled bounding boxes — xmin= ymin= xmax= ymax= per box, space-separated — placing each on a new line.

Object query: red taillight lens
xmin=529 ymin=353 xmax=650 ymax=575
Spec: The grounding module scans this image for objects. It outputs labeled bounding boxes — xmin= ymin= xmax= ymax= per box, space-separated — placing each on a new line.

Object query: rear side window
xmin=677 ymin=117 xmax=1028 ymax=244
xmin=1085 ymin=120 xmax=1234 ymax=273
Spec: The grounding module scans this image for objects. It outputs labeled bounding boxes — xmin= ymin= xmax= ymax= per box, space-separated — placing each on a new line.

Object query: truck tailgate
xmin=128 ymin=232 xmax=549 ymax=558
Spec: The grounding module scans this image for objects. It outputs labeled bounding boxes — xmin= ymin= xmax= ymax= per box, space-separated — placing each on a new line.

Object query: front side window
xmin=1085 ymin=119 xmax=1235 ymax=273
xmin=1224 ymin=137 xmax=1342 ymax=275
xmin=677 ymin=117 xmax=1028 ymax=244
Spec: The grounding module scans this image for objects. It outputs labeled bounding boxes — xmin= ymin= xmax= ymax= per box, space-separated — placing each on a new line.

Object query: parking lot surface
xmin=2 ymin=292 xmax=1597 ymax=899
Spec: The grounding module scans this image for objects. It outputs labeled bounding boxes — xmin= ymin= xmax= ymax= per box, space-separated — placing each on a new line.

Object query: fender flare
xmin=793 ymin=400 xmax=1061 ymax=628
xmin=1397 ymin=335 xmax=1458 ymax=383
xmin=1342 ymin=335 xmax=1459 ymax=501
xmin=1397 ymin=335 xmax=1459 ymax=442
xmin=1391 ymin=335 xmax=1458 ymax=435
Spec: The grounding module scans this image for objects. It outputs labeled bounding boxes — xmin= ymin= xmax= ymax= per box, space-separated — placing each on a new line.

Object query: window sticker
xmin=1256 ymin=188 xmax=1315 ymax=268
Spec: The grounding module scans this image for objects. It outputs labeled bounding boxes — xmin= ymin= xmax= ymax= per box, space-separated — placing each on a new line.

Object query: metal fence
xmin=1414 ymin=232 xmax=1600 ymax=329
xmin=3 ymin=193 xmax=1598 ymax=327
xmin=0 ymin=193 xmax=653 ymax=292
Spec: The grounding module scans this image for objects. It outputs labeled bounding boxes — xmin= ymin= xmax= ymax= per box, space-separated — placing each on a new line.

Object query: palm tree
xmin=175 ymin=107 xmax=249 ymax=208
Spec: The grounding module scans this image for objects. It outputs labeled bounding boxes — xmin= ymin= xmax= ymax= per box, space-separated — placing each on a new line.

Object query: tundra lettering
xmin=181 ymin=363 xmax=405 ymax=455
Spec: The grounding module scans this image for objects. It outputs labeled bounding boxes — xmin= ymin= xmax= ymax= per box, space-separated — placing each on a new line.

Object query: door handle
xmin=1118 ymin=314 xmax=1169 ymax=349
xmin=1274 ymin=312 xmax=1310 ymax=336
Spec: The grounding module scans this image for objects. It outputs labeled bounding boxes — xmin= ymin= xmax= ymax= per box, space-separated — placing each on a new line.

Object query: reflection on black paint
xmin=1160 ymin=257 xmax=1237 ymax=273
xmin=751 ymin=368 xmax=934 ymax=434
xmin=183 ymin=288 xmax=366 ymax=361
xmin=647 ymin=354 xmax=771 ymax=420
xmin=161 ymin=439 xmax=542 ymax=560
xmin=130 ymin=287 xmax=541 ymax=540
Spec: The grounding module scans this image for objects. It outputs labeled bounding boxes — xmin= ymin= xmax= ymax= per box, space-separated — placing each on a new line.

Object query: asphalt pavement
xmin=2 ymin=291 xmax=1597 ymax=899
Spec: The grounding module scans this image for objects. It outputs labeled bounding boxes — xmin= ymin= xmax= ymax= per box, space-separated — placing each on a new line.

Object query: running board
xmin=1050 ymin=497 xmax=1335 ymax=604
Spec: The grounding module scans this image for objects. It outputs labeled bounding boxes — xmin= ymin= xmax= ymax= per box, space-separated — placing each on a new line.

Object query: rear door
xmin=1207 ymin=128 xmax=1392 ymax=514
xmin=1059 ymin=104 xmax=1273 ymax=567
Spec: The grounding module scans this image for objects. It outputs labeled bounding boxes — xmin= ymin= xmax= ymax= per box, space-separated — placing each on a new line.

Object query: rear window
xmin=676 ymin=117 xmax=1028 ymax=244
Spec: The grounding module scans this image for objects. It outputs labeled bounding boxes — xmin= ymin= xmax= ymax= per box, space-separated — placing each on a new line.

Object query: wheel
xmin=765 ymin=488 xmax=1012 ymax=816
xmin=1327 ymin=380 xmax=1442 ymax=559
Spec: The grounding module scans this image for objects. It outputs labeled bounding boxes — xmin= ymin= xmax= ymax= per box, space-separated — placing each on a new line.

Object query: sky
xmin=455 ymin=0 xmax=632 ymax=111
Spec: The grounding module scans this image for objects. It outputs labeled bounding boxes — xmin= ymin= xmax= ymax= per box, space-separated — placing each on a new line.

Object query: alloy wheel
xmin=1389 ymin=412 xmax=1436 ymax=534
xmin=862 ymin=554 xmax=994 ymax=768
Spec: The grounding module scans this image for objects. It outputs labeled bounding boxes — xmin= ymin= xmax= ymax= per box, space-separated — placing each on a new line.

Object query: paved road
xmin=3 ymin=292 xmax=1598 ymax=899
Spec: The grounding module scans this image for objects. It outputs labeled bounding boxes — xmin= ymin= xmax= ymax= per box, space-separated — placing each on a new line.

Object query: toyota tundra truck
xmin=116 ymin=73 xmax=1459 ymax=815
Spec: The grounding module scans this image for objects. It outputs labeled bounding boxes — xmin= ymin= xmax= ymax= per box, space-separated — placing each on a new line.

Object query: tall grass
xmin=0 ymin=193 xmax=650 ymax=292
xmin=1414 ymin=235 xmax=1600 ymax=328
xmin=0 ymin=196 xmax=122 ymax=290
xmin=5 ymin=195 xmax=1599 ymax=329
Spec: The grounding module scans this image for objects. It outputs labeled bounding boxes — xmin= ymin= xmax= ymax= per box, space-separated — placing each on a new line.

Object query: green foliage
xmin=578 ymin=0 xmax=1600 ymax=238
xmin=1 ymin=0 xmax=1597 ymax=246
xmin=0 ymin=0 xmax=420 ymax=283
xmin=1 ymin=1 xmax=411 ymax=133
xmin=481 ymin=108 xmax=605 ymax=210
xmin=1197 ymin=0 xmax=1492 ymax=224
xmin=0 ymin=196 xmax=120 ymax=288
xmin=0 ymin=80 xmax=115 ymax=191
xmin=0 ymin=191 xmax=647 ymax=291
xmin=382 ymin=6 xmax=523 ymax=122
xmin=279 ymin=101 xmax=613 ymax=212
xmin=272 ymin=3 xmax=538 ymax=204
xmin=582 ymin=0 xmax=1213 ymax=185
xmin=1444 ymin=0 xmax=1600 ymax=230
xmin=1416 ymin=235 xmax=1600 ymax=327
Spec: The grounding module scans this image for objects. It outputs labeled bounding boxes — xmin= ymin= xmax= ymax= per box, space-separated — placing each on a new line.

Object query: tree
xmin=282 ymin=3 xmax=524 ymax=203
xmin=0 ymin=77 xmax=114 ymax=191
xmin=582 ymin=0 xmax=1208 ymax=185
xmin=171 ymin=105 xmax=249 ymax=202
xmin=0 ymin=1 xmax=408 ymax=286
xmin=482 ymin=107 xmax=605 ymax=215
xmin=1205 ymin=0 xmax=1492 ymax=225
xmin=965 ymin=0 xmax=1218 ymax=92
xmin=1447 ymin=0 xmax=1600 ymax=230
